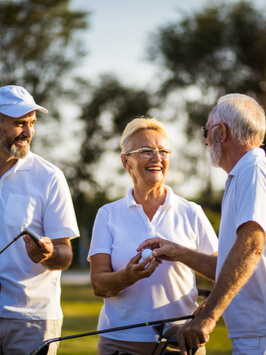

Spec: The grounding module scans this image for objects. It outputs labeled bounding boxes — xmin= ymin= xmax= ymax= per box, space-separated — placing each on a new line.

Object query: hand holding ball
xmin=141 ymin=248 xmax=153 ymax=260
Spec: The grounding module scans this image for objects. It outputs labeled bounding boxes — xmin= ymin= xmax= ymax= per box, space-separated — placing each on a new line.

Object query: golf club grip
xmin=24 ymin=228 xmax=42 ymax=247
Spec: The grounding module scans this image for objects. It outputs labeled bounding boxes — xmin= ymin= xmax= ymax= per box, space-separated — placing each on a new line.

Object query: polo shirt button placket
xmin=149 ymin=225 xmax=155 ymax=238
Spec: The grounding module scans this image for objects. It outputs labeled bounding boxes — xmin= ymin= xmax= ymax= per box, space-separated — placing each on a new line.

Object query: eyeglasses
xmin=201 ymin=123 xmax=220 ymax=138
xmin=126 ymin=147 xmax=172 ymax=159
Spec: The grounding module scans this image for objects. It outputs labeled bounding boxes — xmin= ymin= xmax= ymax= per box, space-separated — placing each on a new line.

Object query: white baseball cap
xmin=0 ymin=85 xmax=48 ymax=118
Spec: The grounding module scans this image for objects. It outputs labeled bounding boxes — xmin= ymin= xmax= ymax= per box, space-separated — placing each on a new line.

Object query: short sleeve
xmin=236 ymin=162 xmax=266 ymax=232
xmin=87 ymin=207 xmax=113 ymax=261
xmin=43 ymin=170 xmax=79 ymax=239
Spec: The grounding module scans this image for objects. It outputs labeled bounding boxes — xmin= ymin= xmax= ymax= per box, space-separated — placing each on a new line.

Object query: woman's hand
xmin=125 ymin=252 xmax=159 ymax=283
xmin=90 ymin=252 xmax=161 ymax=298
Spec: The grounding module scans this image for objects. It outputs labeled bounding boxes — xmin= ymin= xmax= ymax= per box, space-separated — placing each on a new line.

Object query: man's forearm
xmin=177 ymin=246 xmax=217 ymax=281
xmin=42 ymin=241 xmax=73 ymax=270
xmin=201 ymin=222 xmax=265 ymax=322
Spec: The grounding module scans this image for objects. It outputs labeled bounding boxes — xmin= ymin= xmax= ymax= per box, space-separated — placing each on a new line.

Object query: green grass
xmin=58 ymin=285 xmax=102 ymax=355
xmin=58 ymin=284 xmax=232 ymax=355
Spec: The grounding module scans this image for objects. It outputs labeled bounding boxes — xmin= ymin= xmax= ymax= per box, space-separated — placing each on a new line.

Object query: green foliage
xmin=65 ymin=74 xmax=154 ymax=253
xmin=202 ymin=208 xmax=221 ymax=235
xmin=80 ymin=74 xmax=151 ymax=163
xmin=66 ymin=75 xmax=153 ymax=247
xmin=0 ymin=0 xmax=89 ymax=116
xmin=148 ymin=0 xmax=266 ymax=195
xmin=194 ymin=189 xmax=223 ymax=234
xmin=149 ymin=1 xmax=266 ymax=101
xmin=69 ymin=74 xmax=152 ymax=198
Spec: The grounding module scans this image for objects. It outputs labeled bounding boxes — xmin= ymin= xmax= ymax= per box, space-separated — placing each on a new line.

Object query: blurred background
xmin=1 ymin=0 xmax=266 ymax=267
xmin=2 ymin=1 xmax=266 ymax=353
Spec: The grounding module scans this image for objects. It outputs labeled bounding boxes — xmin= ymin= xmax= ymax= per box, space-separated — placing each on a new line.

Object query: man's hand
xmin=178 ymin=313 xmax=216 ymax=355
xmin=137 ymin=237 xmax=182 ymax=261
xmin=23 ymin=235 xmax=72 ymax=270
xmin=137 ymin=237 xmax=217 ymax=281
xmin=23 ymin=234 xmax=53 ymax=263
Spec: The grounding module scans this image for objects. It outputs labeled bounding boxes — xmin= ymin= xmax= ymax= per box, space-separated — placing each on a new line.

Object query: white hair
xmin=210 ymin=93 xmax=266 ymax=146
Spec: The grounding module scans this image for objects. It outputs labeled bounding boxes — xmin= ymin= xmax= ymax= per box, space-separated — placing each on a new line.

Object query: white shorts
xmin=0 ymin=318 xmax=63 ymax=355
xmin=231 ymin=336 xmax=266 ymax=355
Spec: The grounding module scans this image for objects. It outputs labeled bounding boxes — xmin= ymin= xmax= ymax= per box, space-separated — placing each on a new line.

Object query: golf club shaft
xmin=30 ymin=314 xmax=194 ymax=355
xmin=0 ymin=231 xmax=26 ymax=254
xmin=0 ymin=230 xmax=41 ymax=254
xmin=63 ymin=314 xmax=194 ymax=339
xmin=0 ymin=240 xmax=15 ymax=254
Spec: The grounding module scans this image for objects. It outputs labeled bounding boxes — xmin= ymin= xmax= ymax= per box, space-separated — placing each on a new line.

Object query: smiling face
xmin=121 ymin=129 xmax=170 ymax=190
xmin=0 ymin=111 xmax=36 ymax=160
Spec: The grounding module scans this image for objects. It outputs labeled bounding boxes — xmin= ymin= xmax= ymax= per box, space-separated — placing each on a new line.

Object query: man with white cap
xmin=0 ymin=85 xmax=80 ymax=355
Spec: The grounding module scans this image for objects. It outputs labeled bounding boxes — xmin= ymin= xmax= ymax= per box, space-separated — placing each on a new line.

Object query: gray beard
xmin=208 ymin=133 xmax=222 ymax=167
xmin=9 ymin=142 xmax=30 ymax=159
xmin=0 ymin=129 xmax=30 ymax=159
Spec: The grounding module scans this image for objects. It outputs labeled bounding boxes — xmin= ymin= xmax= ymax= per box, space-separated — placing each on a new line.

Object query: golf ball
xmin=141 ymin=248 xmax=153 ymax=260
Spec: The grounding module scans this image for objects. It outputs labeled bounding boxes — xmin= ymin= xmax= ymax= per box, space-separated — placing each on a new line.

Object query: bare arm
xmin=23 ymin=235 xmax=73 ymax=270
xmin=178 ymin=221 xmax=265 ymax=355
xmin=90 ymin=252 xmax=159 ymax=298
xmin=137 ymin=237 xmax=217 ymax=281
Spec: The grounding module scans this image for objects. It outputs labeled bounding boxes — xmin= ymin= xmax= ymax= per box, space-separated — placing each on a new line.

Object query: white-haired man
xmin=179 ymin=94 xmax=266 ymax=354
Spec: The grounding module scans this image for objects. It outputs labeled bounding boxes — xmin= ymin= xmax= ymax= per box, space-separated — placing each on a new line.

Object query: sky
xmin=65 ymin=0 xmax=265 ymax=198
xmin=72 ymin=0 xmax=212 ymax=87
xmin=72 ymin=0 xmax=265 ymax=87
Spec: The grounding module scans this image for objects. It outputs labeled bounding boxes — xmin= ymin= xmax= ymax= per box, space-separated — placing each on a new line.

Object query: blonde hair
xmin=211 ymin=93 xmax=266 ymax=146
xmin=120 ymin=116 xmax=168 ymax=154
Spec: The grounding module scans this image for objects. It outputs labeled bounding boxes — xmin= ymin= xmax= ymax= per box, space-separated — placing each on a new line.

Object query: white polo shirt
xmin=88 ymin=186 xmax=218 ymax=342
xmin=0 ymin=151 xmax=79 ymax=320
xmin=216 ymin=148 xmax=266 ymax=338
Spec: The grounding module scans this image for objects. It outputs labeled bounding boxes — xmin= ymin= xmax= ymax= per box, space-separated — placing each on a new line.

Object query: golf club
xmin=0 ymin=228 xmax=41 ymax=254
xmin=30 ymin=314 xmax=194 ymax=355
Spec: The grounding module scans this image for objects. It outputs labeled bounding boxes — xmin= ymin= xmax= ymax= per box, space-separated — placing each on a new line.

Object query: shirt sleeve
xmin=235 ymin=162 xmax=266 ymax=232
xmin=87 ymin=207 xmax=113 ymax=261
xmin=43 ymin=170 xmax=79 ymax=239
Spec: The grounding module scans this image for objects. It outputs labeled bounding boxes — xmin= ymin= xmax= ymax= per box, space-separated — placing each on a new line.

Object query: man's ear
xmin=219 ymin=122 xmax=227 ymax=143
xmin=121 ymin=154 xmax=129 ymax=171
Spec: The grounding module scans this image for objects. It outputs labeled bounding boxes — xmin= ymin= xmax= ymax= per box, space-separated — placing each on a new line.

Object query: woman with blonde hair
xmin=88 ymin=116 xmax=218 ymax=355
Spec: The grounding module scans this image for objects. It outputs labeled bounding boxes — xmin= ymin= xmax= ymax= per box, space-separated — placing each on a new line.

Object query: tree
xmin=147 ymin=0 xmax=266 ymax=198
xmin=0 ymin=0 xmax=89 ymax=118
xmin=67 ymin=74 xmax=153 ymax=199
xmin=0 ymin=0 xmax=94 ymax=266
xmin=63 ymin=74 xmax=153 ymax=264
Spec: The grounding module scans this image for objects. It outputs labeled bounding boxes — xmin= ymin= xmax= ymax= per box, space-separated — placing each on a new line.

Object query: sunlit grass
xmin=57 ymin=285 xmax=103 ymax=355
xmin=58 ymin=284 xmax=231 ymax=355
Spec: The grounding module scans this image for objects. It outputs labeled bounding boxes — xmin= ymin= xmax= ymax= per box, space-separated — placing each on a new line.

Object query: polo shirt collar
xmin=126 ymin=185 xmax=175 ymax=208
xmin=126 ymin=188 xmax=137 ymax=207
xmin=13 ymin=151 xmax=34 ymax=172
xmin=229 ymin=147 xmax=265 ymax=177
